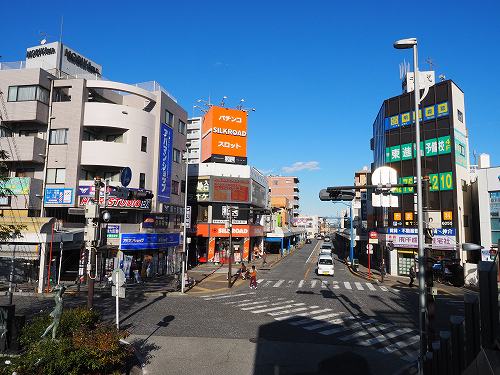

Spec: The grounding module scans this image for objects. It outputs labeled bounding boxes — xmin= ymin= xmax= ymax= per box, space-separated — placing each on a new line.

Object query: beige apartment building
xmin=267 ymin=176 xmax=300 ymax=217
xmin=0 ymin=41 xmax=188 ymax=292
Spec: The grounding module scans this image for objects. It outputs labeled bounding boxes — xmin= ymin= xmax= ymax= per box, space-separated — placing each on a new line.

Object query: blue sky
xmin=2 ymin=0 xmax=499 ymax=216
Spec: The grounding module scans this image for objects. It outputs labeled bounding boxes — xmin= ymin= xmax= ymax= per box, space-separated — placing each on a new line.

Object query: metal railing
xmin=132 ymin=81 xmax=177 ymax=103
xmin=0 ymin=61 xmax=26 ymax=70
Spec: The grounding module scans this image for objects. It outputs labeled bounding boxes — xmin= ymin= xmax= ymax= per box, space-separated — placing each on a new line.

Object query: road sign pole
xmin=116 ymin=281 xmax=119 ymax=330
xmin=349 ymin=203 xmax=354 ymax=265
xmin=368 ymin=245 xmax=371 ymax=278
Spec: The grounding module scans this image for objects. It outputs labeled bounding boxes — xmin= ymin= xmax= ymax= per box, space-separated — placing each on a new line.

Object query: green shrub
xmin=7 ymin=308 xmax=131 ymax=375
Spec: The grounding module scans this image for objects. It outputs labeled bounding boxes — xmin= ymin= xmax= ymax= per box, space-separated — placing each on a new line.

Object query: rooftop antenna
xmin=473 ymin=150 xmax=478 ymax=165
xmin=220 ymin=95 xmax=227 ymax=107
xmin=39 ymin=31 xmax=48 ymax=45
xmin=426 ymin=57 xmax=436 ymax=71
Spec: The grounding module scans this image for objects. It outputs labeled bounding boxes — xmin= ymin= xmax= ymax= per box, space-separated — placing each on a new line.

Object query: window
xmin=457 ymin=109 xmax=463 ymax=123
xmin=7 ymin=85 xmax=49 ymax=104
xmin=458 ymin=143 xmax=466 ymax=157
xmin=46 ymin=168 xmax=66 ymax=184
xmin=141 ymin=136 xmax=147 ymax=152
xmin=104 ymin=172 xmax=120 ymax=182
xmin=82 ymin=131 xmax=96 ymax=141
xmin=178 ymin=120 xmax=186 ymax=135
xmin=172 ymin=180 xmax=180 ymax=195
xmin=105 ymin=134 xmax=123 ymax=143
xmin=463 ymin=215 xmax=469 ymax=228
xmin=0 ymin=127 xmax=11 ymax=137
xmin=461 ymin=179 xmax=468 ymax=192
xmin=0 ymin=196 xmax=10 ymax=206
xmin=15 ymin=168 xmax=35 ymax=178
xmin=173 ymin=148 xmax=181 ymax=163
xmin=139 ymin=173 xmax=146 ymax=189
xmin=53 ymin=87 xmax=71 ymax=102
xmin=181 ymin=180 xmax=186 ymax=193
xmin=19 ymin=129 xmax=38 ymax=137
xmin=165 ymin=110 xmax=174 ymax=126
xmin=81 ymin=169 xmax=95 ymax=180
xmin=49 ymin=129 xmax=68 ymax=144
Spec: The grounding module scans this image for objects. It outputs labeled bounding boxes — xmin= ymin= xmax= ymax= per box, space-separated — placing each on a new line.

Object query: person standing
xmin=408 ymin=265 xmax=416 ymax=287
xmin=249 ymin=265 xmax=257 ymax=289
xmin=380 ymin=259 xmax=386 ymax=283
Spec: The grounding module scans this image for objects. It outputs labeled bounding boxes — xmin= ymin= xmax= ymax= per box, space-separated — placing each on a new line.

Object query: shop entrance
xmin=215 ymin=237 xmax=244 ymax=263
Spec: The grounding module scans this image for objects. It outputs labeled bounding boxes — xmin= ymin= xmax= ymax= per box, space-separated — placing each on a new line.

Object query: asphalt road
xmin=4 ymin=240 xmax=470 ymax=375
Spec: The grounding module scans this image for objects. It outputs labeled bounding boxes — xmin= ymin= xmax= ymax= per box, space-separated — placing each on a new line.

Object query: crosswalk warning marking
xmin=378 ymin=335 xmax=420 ymax=354
xmin=358 ymin=327 xmax=413 ymax=346
xmin=355 ymin=282 xmax=364 ymax=290
xmin=224 ymin=298 xmax=255 ymax=305
xmin=318 ymin=318 xmax=378 ymax=335
xmin=330 ymin=281 xmax=340 ymax=289
xmin=204 ymin=292 xmax=255 ymax=300
xmin=310 ymin=280 xmax=318 ymax=288
xmin=251 ymin=303 xmax=306 ymax=314
xmin=236 ymin=299 xmax=271 ymax=307
xmin=366 ymin=283 xmax=376 ymax=291
xmin=241 ymin=299 xmax=293 ymax=311
xmin=303 ymin=316 xmax=357 ymax=331
xmin=379 ymin=285 xmax=389 ymax=292
xmin=321 ymin=280 xmax=328 ymax=288
xmin=275 ymin=308 xmax=332 ymax=322
xmin=298 ymin=280 xmax=305 ymax=288
xmin=273 ymin=280 xmax=285 ymax=288
xmin=344 ymin=282 xmax=352 ymax=290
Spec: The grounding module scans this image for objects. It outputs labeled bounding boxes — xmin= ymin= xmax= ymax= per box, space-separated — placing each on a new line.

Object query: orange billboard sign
xmin=201 ymin=106 xmax=248 ymax=164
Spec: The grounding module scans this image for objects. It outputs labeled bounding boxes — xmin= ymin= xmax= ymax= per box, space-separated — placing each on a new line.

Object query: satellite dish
xmin=40 ymin=38 xmax=47 ymax=45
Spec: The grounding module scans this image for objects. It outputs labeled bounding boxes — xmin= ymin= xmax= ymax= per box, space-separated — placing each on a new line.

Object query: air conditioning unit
xmin=423 ymin=210 xmax=440 ymax=229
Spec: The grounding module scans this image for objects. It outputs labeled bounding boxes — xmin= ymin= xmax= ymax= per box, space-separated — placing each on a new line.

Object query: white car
xmin=319 ymin=249 xmax=332 ymax=257
xmin=317 ymin=255 xmax=334 ymax=276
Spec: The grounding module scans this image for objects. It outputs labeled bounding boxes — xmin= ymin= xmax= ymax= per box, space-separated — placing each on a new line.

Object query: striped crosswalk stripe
xmin=275 ymin=308 xmax=332 ymax=322
xmin=366 ymin=283 xmax=376 ymax=291
xmin=236 ymin=299 xmax=271 ymax=307
xmin=204 ymin=292 xmax=255 ymax=300
xmin=241 ymin=299 xmax=292 ymax=311
xmin=378 ymin=335 xmax=420 ymax=354
xmin=298 ymin=280 xmax=305 ymax=288
xmin=256 ymin=279 xmax=264 ymax=284
xmin=310 ymin=280 xmax=318 ymax=288
xmin=269 ymin=307 xmax=309 ymax=316
xmin=344 ymin=282 xmax=352 ymax=290
xmin=338 ymin=323 xmax=394 ymax=341
xmin=287 ymin=280 xmax=295 ymax=287
xmin=224 ymin=299 xmax=255 ymax=305
xmin=379 ymin=285 xmax=389 ymax=292
xmin=319 ymin=318 xmax=378 ymax=335
xmin=290 ymin=312 xmax=342 ymax=326
xmin=273 ymin=280 xmax=285 ymax=288
xmin=321 ymin=280 xmax=328 ymax=288
xmin=357 ymin=327 xmax=413 ymax=346
xmin=262 ymin=280 xmax=273 ymax=287
xmin=355 ymin=282 xmax=364 ymax=290
xmin=251 ymin=303 xmax=305 ymax=314
xmin=303 ymin=316 xmax=356 ymax=331
xmin=330 ymin=281 xmax=340 ymax=289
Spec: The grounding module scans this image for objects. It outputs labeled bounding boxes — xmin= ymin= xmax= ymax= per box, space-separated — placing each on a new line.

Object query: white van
xmin=317 ymin=255 xmax=334 ymax=276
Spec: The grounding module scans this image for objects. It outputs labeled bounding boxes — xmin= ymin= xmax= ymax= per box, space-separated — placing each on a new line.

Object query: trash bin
xmin=352 ymin=259 xmax=359 ymax=272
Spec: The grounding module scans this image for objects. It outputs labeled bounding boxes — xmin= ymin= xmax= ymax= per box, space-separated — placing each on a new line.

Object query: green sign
xmin=401 ymin=143 xmax=413 ymax=160
xmin=385 ymin=145 xmax=402 ymax=162
xmin=454 ymin=130 xmax=467 ymax=168
xmin=394 ymin=176 xmax=415 ymax=194
xmin=0 ymin=177 xmax=30 ymax=195
xmin=425 ymin=138 xmax=438 ymax=157
xmin=429 ymin=171 xmax=453 ymax=191
xmin=438 ymin=135 xmax=452 ymax=154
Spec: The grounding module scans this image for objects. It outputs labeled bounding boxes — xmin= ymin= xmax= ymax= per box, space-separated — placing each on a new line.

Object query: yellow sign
xmin=437 ymin=102 xmax=448 ymax=115
xmin=425 ymin=106 xmax=435 ymax=118
xmin=443 ymin=211 xmax=453 ymax=221
xmin=394 ymin=212 xmax=402 ymax=221
xmin=405 ymin=212 xmax=414 ymax=221
xmin=390 ymin=115 xmax=399 ymax=126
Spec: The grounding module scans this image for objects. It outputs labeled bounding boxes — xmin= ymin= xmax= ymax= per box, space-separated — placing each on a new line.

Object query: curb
xmin=259 ymin=246 xmax=302 ymax=270
xmin=344 ymin=259 xmax=378 ymax=283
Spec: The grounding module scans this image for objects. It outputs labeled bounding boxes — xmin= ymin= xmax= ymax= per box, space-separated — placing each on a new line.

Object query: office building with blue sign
xmin=0 ymin=41 xmax=188 ymax=292
xmin=368 ymin=73 xmax=474 ymax=278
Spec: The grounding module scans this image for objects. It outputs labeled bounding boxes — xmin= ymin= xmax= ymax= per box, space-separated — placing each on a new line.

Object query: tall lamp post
xmin=394 ymin=37 xmax=427 ymax=366
xmin=334 ymin=201 xmax=354 ymax=264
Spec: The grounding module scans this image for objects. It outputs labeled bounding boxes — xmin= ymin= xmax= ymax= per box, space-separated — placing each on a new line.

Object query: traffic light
xmin=319 ymin=189 xmax=355 ymax=202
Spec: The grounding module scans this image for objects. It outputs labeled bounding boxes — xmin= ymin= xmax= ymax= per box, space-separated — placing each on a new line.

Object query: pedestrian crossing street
xmin=200 ymin=292 xmax=418 ymax=362
xmin=253 ymin=278 xmax=399 ymax=293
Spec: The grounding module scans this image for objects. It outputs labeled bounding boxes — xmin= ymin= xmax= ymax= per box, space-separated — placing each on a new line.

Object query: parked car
xmin=432 ymin=258 xmax=464 ymax=287
xmin=321 ymin=243 xmax=332 ymax=249
xmin=317 ymin=255 xmax=334 ymax=276
xmin=319 ymin=249 xmax=332 ymax=257
xmin=324 ymin=236 xmax=331 ymax=242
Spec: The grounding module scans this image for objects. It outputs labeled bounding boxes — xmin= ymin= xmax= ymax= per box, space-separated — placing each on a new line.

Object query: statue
xmin=41 ymin=285 xmax=66 ymax=340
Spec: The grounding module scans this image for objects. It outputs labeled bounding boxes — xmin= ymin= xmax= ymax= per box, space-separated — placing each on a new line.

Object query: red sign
xmin=369 ymin=231 xmax=378 ymax=240
xmin=79 ymin=196 xmax=151 ymax=209
xmin=195 ymin=223 xmax=264 ymax=238
xmin=212 ymin=177 xmax=250 ymax=203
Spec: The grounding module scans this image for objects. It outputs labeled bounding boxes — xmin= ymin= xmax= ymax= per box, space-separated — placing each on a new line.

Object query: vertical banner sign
xmin=185 ymin=206 xmax=191 ymax=229
xmin=157 ymin=123 xmax=173 ymax=203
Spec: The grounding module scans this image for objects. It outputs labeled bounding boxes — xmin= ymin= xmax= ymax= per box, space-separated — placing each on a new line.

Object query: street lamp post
xmin=394 ymin=37 xmax=427 ymax=366
xmin=181 ymin=144 xmax=190 ymax=294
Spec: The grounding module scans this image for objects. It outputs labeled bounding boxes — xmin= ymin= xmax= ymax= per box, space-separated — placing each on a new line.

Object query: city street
xmin=110 ymin=239 xmax=466 ymax=375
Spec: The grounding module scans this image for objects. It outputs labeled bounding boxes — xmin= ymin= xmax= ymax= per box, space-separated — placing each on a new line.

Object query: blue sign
xmin=119 ymin=233 xmax=181 ymax=250
xmin=44 ymin=188 xmax=73 ymax=205
xmin=120 ymin=167 xmax=132 ymax=187
xmin=387 ymin=227 xmax=456 ymax=236
xmin=157 ymin=123 xmax=173 ymax=203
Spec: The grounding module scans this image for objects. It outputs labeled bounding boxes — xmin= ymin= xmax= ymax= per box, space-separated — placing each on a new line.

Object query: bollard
xmin=439 ymin=331 xmax=451 ymax=375
xmin=450 ymin=315 xmax=465 ymax=375
xmin=464 ymin=293 xmax=480 ymax=366
xmin=0 ymin=304 xmax=15 ymax=353
xmin=431 ymin=341 xmax=440 ymax=375
xmin=478 ymin=261 xmax=499 ymax=349
xmin=10 ymin=314 xmax=25 ymax=352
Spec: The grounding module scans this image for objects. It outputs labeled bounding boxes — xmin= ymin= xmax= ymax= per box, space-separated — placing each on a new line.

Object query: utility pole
xmin=227 ymin=205 xmax=233 ymax=288
xmin=86 ymin=177 xmax=102 ymax=309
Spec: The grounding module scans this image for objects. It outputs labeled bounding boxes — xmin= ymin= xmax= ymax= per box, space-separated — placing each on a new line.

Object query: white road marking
xmin=344 ymin=282 xmax=352 ymax=290
xmin=330 ymin=281 xmax=340 ymax=289
xmin=303 ymin=316 xmax=357 ymax=331
xmin=236 ymin=299 xmax=271 ymax=307
xmin=378 ymin=335 xmax=420 ymax=354
xmin=269 ymin=307 xmax=309 ymax=316
xmin=224 ymin=299 xmax=254 ymax=305
xmin=290 ymin=312 xmax=341 ymax=326
xmin=318 ymin=318 xmax=378 ymax=335
xmin=298 ymin=280 xmax=305 ymax=288
xmin=379 ymin=285 xmax=389 ymax=292
xmin=310 ymin=280 xmax=318 ymax=288
xmin=354 ymin=282 xmax=364 ymax=290
xmin=273 ymin=280 xmax=285 ymax=288
xmin=366 ymin=283 xmax=376 ymax=291
xmin=287 ymin=280 xmax=295 ymax=287
xmin=321 ymin=280 xmax=328 ymax=288
xmin=338 ymin=323 xmax=394 ymax=341
xmin=204 ymin=292 xmax=255 ymax=300
xmin=357 ymin=327 xmax=413 ymax=346
xmin=241 ymin=300 xmax=293 ymax=311
xmin=251 ymin=303 xmax=306 ymax=314
xmin=275 ymin=308 xmax=332 ymax=322
xmin=262 ymin=280 xmax=273 ymax=287
xmin=256 ymin=279 xmax=264 ymax=284
xmin=306 ymin=241 xmax=321 ymax=263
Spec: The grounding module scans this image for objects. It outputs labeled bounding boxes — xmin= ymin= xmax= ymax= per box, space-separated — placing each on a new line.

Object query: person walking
xmin=249 ymin=265 xmax=257 ymax=289
xmin=380 ymin=259 xmax=386 ymax=283
xmin=408 ymin=265 xmax=416 ymax=287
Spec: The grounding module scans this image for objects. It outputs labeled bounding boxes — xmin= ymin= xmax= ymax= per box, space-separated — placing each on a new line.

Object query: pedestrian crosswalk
xmin=200 ymin=291 xmax=418 ymax=362
xmin=251 ymin=278 xmax=399 ymax=293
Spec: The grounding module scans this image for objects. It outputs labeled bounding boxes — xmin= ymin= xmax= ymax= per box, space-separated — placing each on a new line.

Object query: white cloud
xmin=281 ymin=161 xmax=320 ymax=173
